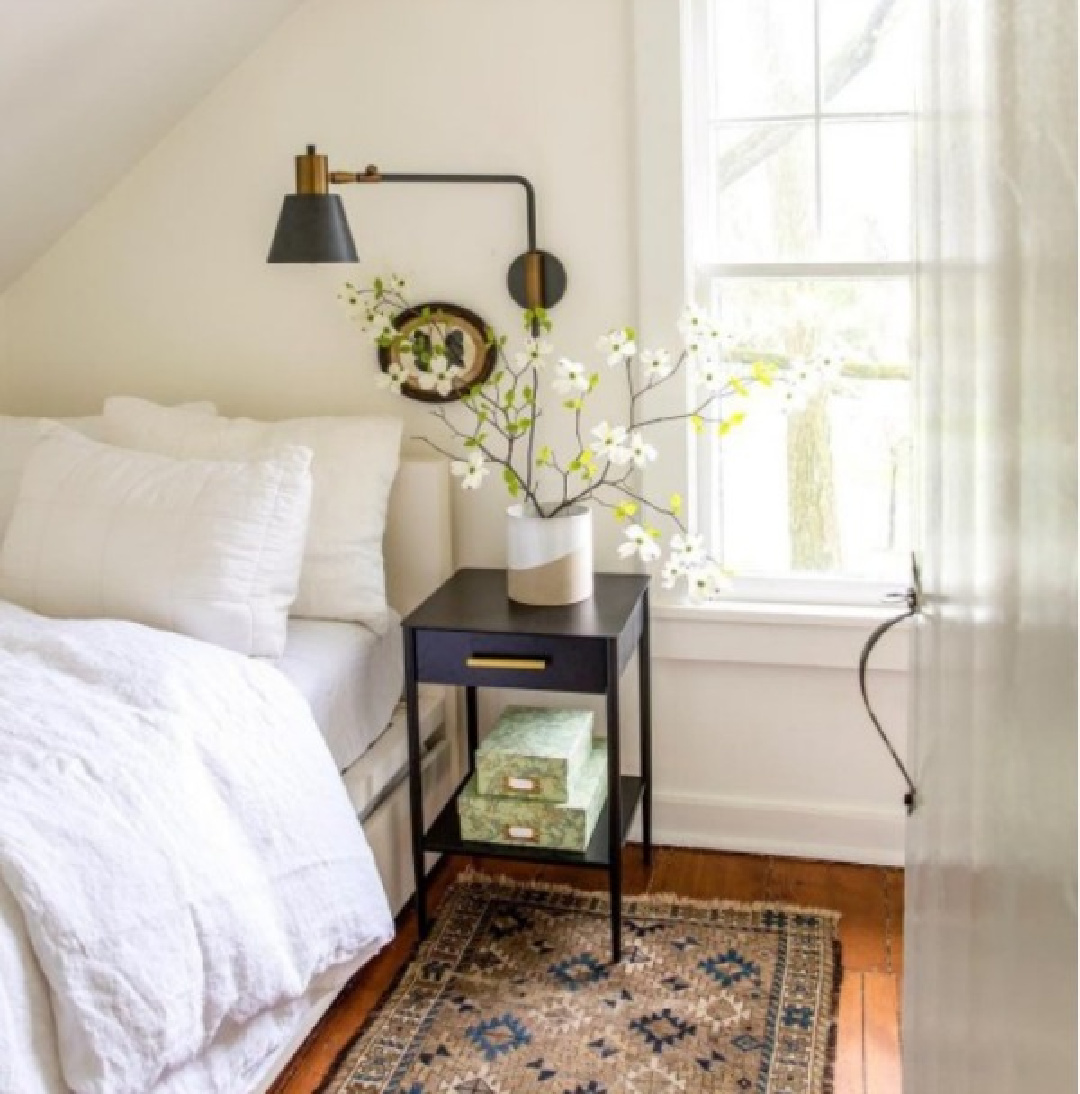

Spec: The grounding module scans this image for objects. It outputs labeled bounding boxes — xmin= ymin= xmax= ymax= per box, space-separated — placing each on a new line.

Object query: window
xmin=684 ymin=0 xmax=915 ymax=600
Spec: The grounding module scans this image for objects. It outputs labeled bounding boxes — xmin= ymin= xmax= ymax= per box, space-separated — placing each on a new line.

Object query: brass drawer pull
xmin=505 ymin=824 xmax=539 ymax=842
xmin=506 ymin=775 xmax=540 ymax=793
xmin=466 ymin=656 xmax=548 ymax=671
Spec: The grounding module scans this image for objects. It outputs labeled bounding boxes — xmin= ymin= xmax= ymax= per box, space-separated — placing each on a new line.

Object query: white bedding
xmin=272 ymin=614 xmax=404 ymax=772
xmin=0 ymin=602 xmax=394 ymax=1094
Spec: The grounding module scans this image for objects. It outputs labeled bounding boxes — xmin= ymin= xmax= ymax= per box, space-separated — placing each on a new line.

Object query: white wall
xmin=0 ymin=0 xmax=909 ymax=863
xmin=0 ymin=0 xmax=308 ymax=290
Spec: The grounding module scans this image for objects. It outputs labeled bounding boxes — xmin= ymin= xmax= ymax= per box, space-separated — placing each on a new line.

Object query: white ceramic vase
xmin=506 ymin=503 xmax=594 ymax=606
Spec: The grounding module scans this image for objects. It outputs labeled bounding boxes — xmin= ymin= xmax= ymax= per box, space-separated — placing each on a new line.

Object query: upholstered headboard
xmin=384 ymin=456 xmax=453 ymax=619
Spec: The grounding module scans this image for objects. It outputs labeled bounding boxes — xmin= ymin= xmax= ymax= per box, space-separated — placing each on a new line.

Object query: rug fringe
xmin=454 ymin=865 xmax=843 ymax=923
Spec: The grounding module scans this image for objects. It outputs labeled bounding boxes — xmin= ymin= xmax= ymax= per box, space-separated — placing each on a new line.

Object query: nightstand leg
xmin=606 ymin=640 xmax=622 ymax=964
xmin=403 ymin=629 xmax=428 ymax=938
xmin=465 ymin=686 xmax=479 ymax=775
xmin=640 ymin=589 xmax=653 ymax=867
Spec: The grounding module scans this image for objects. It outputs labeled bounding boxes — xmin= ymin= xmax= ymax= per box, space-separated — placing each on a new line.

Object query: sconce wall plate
xmin=507 ymin=249 xmax=567 ymax=311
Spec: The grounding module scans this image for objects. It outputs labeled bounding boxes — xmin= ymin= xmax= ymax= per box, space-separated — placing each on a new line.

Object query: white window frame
xmin=680 ymin=0 xmax=916 ymax=606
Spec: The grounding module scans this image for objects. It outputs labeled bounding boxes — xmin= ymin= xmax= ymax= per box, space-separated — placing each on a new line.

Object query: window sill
xmin=652 ymin=598 xmax=902 ymax=628
xmin=650 ymin=596 xmax=912 ymax=671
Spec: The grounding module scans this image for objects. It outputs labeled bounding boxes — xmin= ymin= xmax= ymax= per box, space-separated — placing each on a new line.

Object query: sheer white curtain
xmin=906 ymin=0 xmax=1076 ymax=1091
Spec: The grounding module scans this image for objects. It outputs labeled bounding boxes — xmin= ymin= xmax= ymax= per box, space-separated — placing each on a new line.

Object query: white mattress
xmin=342 ymin=688 xmax=446 ymax=819
xmin=272 ymin=614 xmax=404 ymax=771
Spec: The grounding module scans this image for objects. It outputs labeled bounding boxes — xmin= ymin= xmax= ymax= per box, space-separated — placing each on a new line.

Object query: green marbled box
xmin=476 ymin=705 xmax=594 ymax=803
xmin=458 ymin=742 xmax=608 ymax=852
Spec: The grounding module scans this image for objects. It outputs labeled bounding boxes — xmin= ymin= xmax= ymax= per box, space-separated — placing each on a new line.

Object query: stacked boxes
xmin=457 ymin=705 xmax=607 ymax=852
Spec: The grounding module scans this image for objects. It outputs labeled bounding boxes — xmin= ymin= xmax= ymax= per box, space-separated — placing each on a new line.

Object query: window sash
xmin=694 ymin=265 xmax=913 ymax=602
xmin=684 ymin=0 xmax=916 ymax=603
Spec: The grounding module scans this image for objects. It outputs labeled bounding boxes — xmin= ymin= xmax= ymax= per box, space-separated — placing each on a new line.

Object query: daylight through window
xmin=685 ymin=0 xmax=915 ymax=596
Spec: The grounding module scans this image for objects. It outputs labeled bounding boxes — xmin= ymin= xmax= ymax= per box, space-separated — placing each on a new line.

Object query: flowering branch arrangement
xmin=341 ymin=275 xmax=779 ymax=597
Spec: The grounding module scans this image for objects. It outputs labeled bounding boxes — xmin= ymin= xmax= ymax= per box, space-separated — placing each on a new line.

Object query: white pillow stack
xmin=102 ymin=397 xmax=403 ymax=633
xmin=0 ymin=398 xmax=404 ymax=654
xmin=0 ymin=424 xmax=313 ymax=657
xmin=0 ymin=403 xmax=215 ymax=541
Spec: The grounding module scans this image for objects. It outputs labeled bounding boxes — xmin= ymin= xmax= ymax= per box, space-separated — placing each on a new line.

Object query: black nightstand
xmin=403 ymin=567 xmax=653 ymax=962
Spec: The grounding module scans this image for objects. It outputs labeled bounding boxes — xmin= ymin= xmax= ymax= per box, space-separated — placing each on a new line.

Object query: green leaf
xmin=731 ymin=377 xmax=749 ymax=397
xmin=614 ymin=501 xmax=638 ymax=522
xmin=588 ymin=372 xmax=600 ymax=393
xmin=691 ymin=414 xmax=705 ymax=435
xmin=751 ymin=360 xmax=777 ymax=387
xmin=563 ymin=398 xmax=583 ymax=411
xmin=502 ymin=467 xmax=520 ymax=499
xmin=373 ymin=277 xmax=384 ymax=298
xmin=669 ymin=493 xmax=683 ymax=515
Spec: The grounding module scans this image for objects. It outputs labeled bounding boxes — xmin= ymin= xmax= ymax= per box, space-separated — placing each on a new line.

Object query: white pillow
xmin=102 ymin=397 xmax=403 ymax=631
xmin=0 ymin=403 xmax=216 ymax=540
xmin=0 ymin=424 xmax=312 ymax=657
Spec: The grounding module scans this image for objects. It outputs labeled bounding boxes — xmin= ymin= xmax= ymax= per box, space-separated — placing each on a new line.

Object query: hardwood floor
xmin=270 ymin=847 xmax=904 ymax=1094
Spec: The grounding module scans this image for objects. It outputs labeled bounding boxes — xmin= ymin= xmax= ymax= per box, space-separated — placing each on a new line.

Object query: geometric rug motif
xmin=317 ymin=871 xmax=842 ymax=1094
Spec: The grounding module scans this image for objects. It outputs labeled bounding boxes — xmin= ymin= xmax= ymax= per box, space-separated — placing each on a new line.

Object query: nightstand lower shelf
xmin=424 ymin=774 xmax=644 ymax=868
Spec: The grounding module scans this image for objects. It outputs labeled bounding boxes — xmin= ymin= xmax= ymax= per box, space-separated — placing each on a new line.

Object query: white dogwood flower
xmin=660 ymin=558 xmax=684 ymax=589
xmin=590 ymin=421 xmax=632 ymax=465
xmin=416 ymin=354 xmax=458 ymax=398
xmin=677 ymin=304 xmax=709 ymax=342
xmin=696 ymin=359 xmax=729 ymax=393
xmin=450 ymin=451 xmax=489 ymax=490
xmin=597 ymin=328 xmax=637 ymax=367
xmin=687 ymin=562 xmax=728 ymax=601
xmin=810 ymin=349 xmax=844 ymax=386
xmin=641 ymin=348 xmax=673 ymax=381
xmin=553 ymin=357 xmax=590 ymax=396
xmin=376 ymin=361 xmax=409 ymax=394
xmin=618 ymin=524 xmax=662 ymax=563
xmin=669 ymin=532 xmax=707 ymax=568
xmin=628 ymin=432 xmax=658 ymax=468
xmin=515 ymin=336 xmax=554 ymax=369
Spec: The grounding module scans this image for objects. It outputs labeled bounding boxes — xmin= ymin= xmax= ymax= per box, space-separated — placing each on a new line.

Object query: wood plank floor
xmin=271 ymin=847 xmax=903 ymax=1094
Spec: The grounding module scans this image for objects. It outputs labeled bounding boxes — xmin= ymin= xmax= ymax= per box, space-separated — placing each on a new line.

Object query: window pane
xmin=706 ymin=277 xmax=912 ymax=580
xmin=821 ymin=119 xmax=912 ymax=260
xmin=707 ymin=0 xmax=816 ymax=117
xmin=706 ymin=123 xmax=816 ymax=262
xmin=820 ymin=0 xmax=916 ymax=113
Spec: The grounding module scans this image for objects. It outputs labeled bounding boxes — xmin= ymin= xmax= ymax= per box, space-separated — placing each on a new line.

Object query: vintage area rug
xmin=318 ymin=872 xmax=841 ymax=1094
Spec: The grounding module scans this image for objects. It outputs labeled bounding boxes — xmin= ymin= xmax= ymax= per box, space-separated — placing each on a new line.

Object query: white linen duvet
xmin=0 ymin=602 xmax=394 ymax=1094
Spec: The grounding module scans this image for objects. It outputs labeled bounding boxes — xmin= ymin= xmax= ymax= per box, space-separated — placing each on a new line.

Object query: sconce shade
xmin=267 ymin=194 xmax=358 ymax=263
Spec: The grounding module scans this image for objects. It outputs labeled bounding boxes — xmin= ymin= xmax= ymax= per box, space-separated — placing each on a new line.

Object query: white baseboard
xmin=627 ymin=790 xmax=905 ymax=866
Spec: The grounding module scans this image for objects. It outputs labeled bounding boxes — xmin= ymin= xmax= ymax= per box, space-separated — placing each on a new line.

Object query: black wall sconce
xmin=267 ymin=145 xmax=567 ymax=312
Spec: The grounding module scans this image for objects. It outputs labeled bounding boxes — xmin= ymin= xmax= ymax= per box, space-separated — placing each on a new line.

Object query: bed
xmin=248 ymin=455 xmax=462 ymax=1094
xmin=0 ymin=440 xmax=463 ymax=1094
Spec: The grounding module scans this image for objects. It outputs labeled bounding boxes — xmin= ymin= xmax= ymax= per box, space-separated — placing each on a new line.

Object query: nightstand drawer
xmin=413 ymin=630 xmax=607 ymax=693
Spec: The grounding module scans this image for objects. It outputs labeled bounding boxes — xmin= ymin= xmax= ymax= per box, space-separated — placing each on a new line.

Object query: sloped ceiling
xmin=0 ymin=0 xmax=309 ymax=291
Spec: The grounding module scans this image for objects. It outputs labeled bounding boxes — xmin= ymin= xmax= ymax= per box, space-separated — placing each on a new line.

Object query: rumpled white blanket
xmin=0 ymin=602 xmax=394 ymax=1094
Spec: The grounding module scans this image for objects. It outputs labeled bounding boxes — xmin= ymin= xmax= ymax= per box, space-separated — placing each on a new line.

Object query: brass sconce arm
xmin=272 ymin=145 xmax=565 ymax=312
